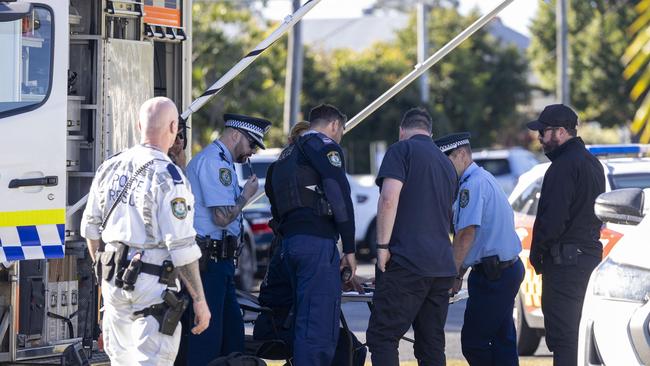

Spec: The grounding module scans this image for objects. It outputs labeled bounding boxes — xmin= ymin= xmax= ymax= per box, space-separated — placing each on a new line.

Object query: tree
xmin=623 ymin=0 xmax=650 ymax=142
xmin=302 ymin=6 xmax=531 ymax=172
xmin=191 ymin=4 xmax=530 ymax=172
xmin=528 ymin=0 xmax=637 ymax=127
xmin=191 ymin=2 xmax=288 ymax=150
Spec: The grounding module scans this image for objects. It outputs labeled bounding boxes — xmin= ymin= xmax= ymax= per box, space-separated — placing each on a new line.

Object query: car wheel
xmin=235 ymin=240 xmax=255 ymax=292
xmin=514 ymin=293 xmax=541 ymax=356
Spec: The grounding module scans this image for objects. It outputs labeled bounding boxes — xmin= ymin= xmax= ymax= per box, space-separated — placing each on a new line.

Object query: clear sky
xmin=261 ymin=0 xmax=539 ymax=36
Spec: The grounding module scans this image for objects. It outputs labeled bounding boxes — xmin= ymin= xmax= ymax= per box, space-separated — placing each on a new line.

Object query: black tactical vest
xmin=271 ymin=136 xmax=331 ymax=218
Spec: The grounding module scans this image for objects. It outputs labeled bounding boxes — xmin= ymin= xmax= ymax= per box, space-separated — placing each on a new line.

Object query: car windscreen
xmin=241 ymin=161 xmax=273 ymax=180
xmin=474 ymin=158 xmax=511 ymax=176
xmin=610 ymin=173 xmax=650 ymax=190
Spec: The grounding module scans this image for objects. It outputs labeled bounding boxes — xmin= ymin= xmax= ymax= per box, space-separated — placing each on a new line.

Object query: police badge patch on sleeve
xmin=460 ymin=189 xmax=470 ymax=208
xmin=219 ymin=168 xmax=232 ymax=186
xmin=327 ymin=151 xmax=342 ymax=167
xmin=171 ymin=198 xmax=188 ymax=219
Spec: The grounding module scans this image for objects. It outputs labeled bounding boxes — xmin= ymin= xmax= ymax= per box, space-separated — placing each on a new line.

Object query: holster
xmin=113 ymin=244 xmax=130 ymax=289
xmin=99 ymin=243 xmax=177 ymax=290
xmin=98 ymin=251 xmax=117 ymax=283
xmin=196 ymin=235 xmax=239 ymax=270
xmin=478 ymin=255 xmax=502 ymax=281
xmin=550 ymin=243 xmax=578 ymax=266
xmin=132 ymin=290 xmax=189 ymax=336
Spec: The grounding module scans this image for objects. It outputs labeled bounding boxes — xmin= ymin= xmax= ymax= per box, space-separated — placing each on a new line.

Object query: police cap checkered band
xmin=224 ymin=113 xmax=271 ymax=149
xmin=434 ymin=132 xmax=471 ymax=154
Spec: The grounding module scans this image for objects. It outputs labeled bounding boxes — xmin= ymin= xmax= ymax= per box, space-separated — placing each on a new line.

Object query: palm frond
xmin=623 ymin=0 xmax=650 ymax=143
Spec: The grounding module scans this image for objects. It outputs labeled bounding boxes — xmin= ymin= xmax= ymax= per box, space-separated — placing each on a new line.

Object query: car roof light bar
xmin=587 ymin=144 xmax=650 ymax=157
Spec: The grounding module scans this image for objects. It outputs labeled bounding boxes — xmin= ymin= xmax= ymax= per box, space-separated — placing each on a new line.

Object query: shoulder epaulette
xmin=166 ymin=163 xmax=183 ymax=185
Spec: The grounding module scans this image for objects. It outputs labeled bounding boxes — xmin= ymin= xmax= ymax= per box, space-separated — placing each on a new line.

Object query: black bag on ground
xmin=332 ymin=327 xmax=367 ymax=366
xmin=206 ymin=352 xmax=267 ymax=366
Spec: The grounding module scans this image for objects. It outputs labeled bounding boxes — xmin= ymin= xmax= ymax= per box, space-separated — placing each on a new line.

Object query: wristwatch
xmin=377 ymin=244 xmax=390 ymax=250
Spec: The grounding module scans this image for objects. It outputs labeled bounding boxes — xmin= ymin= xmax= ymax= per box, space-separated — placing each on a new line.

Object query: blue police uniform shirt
xmin=376 ymin=134 xmax=458 ymax=277
xmin=453 ymin=162 xmax=521 ymax=268
xmin=186 ymin=140 xmax=242 ymax=239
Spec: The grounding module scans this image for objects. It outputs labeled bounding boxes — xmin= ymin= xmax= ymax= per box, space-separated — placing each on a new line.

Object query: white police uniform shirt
xmin=186 ymin=140 xmax=242 ymax=239
xmin=453 ymin=162 xmax=521 ymax=268
xmin=81 ymin=144 xmax=200 ymax=365
xmin=81 ymin=144 xmax=201 ymax=267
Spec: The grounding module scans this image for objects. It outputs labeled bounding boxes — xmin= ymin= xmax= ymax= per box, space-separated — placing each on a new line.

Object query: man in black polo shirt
xmin=366 ymin=107 xmax=458 ymax=366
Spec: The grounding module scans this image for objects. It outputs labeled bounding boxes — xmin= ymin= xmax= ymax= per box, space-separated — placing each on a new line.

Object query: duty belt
xmin=94 ymin=243 xmax=177 ymax=291
xmin=472 ymin=256 xmax=519 ymax=281
xmin=196 ymin=235 xmax=239 ymax=260
xmin=473 ymin=257 xmax=519 ymax=272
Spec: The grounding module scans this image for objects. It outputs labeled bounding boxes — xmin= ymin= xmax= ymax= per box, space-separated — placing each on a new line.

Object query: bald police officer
xmin=435 ymin=133 xmax=524 ymax=366
xmin=81 ymin=97 xmax=210 ymax=366
xmin=184 ymin=114 xmax=271 ymax=365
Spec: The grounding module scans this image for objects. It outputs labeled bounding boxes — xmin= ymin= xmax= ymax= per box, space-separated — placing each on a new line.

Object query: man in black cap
xmin=182 ymin=113 xmax=271 ymax=365
xmin=366 ymin=107 xmax=457 ymax=366
xmin=525 ymin=104 xmax=604 ymax=366
xmin=435 ymin=132 xmax=523 ymax=366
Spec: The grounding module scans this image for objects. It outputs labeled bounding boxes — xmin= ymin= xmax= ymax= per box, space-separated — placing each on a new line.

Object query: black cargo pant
xmin=541 ymin=252 xmax=600 ymax=366
xmin=366 ymin=260 xmax=454 ymax=366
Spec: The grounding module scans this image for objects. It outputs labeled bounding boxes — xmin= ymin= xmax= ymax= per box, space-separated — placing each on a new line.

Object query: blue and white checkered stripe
xmin=225 ymin=119 xmax=266 ymax=137
xmin=0 ymin=224 xmax=65 ymax=261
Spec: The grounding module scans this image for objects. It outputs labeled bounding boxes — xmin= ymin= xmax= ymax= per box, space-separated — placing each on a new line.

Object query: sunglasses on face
xmin=538 ymin=127 xmax=557 ymax=137
xmin=244 ymin=134 xmax=258 ymax=150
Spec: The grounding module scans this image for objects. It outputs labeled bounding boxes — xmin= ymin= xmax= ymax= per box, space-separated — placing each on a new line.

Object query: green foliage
xmin=301 ymin=7 xmax=530 ymax=171
xmin=191 ymin=2 xmax=288 ymax=151
xmin=191 ymin=4 xmax=531 ymax=172
xmin=623 ymin=0 xmax=650 ymax=142
xmin=528 ymin=0 xmax=637 ymax=127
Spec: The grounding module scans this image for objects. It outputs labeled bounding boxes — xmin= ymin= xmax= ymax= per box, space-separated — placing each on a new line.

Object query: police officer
xmin=366 ymin=107 xmax=457 ymax=366
xmin=435 ymin=132 xmax=524 ymax=366
xmin=266 ymin=104 xmax=356 ymax=366
xmin=525 ymin=104 xmax=604 ymax=366
xmin=81 ymin=97 xmax=210 ymax=366
xmin=184 ymin=114 xmax=271 ymax=365
xmin=253 ymin=121 xmax=311 ymax=350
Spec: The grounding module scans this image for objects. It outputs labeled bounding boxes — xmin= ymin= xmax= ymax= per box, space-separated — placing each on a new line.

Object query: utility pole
xmin=556 ymin=0 xmax=569 ymax=105
xmin=417 ymin=1 xmax=430 ymax=103
xmin=283 ymin=0 xmax=304 ymax=134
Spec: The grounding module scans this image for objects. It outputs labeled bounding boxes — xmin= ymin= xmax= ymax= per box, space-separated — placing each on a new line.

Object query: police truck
xmin=0 ymin=0 xmax=193 ymax=363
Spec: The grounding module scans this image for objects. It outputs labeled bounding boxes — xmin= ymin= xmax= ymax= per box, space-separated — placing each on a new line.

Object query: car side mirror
xmin=594 ymin=188 xmax=645 ymax=225
xmin=0 ymin=2 xmax=33 ymax=22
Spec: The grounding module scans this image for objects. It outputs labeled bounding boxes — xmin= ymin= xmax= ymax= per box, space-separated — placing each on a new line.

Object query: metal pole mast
xmin=556 ymin=0 xmax=569 ymax=104
xmin=417 ymin=1 xmax=430 ymax=103
xmin=284 ymin=0 xmax=304 ymax=134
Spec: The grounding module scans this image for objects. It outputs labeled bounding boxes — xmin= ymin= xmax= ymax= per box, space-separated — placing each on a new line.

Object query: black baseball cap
xmin=526 ymin=104 xmax=578 ymax=131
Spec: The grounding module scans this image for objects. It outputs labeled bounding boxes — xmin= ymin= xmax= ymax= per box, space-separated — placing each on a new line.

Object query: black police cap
xmin=526 ymin=104 xmax=578 ymax=131
xmin=434 ymin=132 xmax=471 ymax=155
xmin=224 ymin=113 xmax=272 ymax=149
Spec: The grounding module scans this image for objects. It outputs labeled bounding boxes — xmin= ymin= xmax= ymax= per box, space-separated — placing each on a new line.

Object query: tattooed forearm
xmin=212 ymin=195 xmax=248 ymax=227
xmin=177 ymin=261 xmax=206 ymax=302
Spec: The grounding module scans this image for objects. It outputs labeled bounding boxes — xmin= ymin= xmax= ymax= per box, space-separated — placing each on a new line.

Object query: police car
xmin=508 ymin=144 xmax=650 ymax=355
xmin=472 ymin=147 xmax=540 ymax=195
xmin=578 ymin=187 xmax=650 ymax=365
